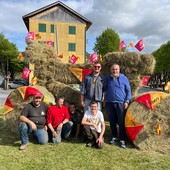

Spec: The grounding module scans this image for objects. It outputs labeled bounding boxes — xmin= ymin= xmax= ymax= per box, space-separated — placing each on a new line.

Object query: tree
xmin=93 ymin=28 xmax=120 ymax=57
xmin=0 ymin=33 xmax=23 ymax=79
xmin=152 ymin=41 xmax=170 ymax=73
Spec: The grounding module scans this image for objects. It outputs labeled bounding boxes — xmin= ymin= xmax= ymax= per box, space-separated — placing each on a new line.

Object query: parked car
xmin=8 ymin=79 xmax=28 ymax=89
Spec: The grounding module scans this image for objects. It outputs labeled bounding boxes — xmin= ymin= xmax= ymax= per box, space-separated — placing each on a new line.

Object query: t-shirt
xmin=70 ymin=109 xmax=83 ymax=125
xmin=21 ymin=102 xmax=48 ymax=129
xmin=84 ymin=110 xmax=104 ymax=133
xmin=46 ymin=105 xmax=70 ymax=129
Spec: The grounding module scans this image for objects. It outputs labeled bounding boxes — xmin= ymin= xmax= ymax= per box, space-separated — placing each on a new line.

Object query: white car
xmin=8 ymin=82 xmax=23 ymax=89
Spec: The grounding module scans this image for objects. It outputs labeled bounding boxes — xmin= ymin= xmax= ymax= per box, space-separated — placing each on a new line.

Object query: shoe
xmin=120 ymin=140 xmax=126 ymax=148
xmin=86 ymin=141 xmax=95 ymax=147
xmin=110 ymin=138 xmax=118 ymax=145
xmin=19 ymin=144 xmax=28 ymax=150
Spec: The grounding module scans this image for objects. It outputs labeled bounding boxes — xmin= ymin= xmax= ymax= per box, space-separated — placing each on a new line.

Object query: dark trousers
xmin=106 ymin=102 xmax=126 ymax=141
xmin=83 ymin=125 xmax=104 ymax=148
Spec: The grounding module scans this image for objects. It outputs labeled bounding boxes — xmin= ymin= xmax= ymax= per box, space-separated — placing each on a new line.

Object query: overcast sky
xmin=0 ymin=0 xmax=170 ymax=54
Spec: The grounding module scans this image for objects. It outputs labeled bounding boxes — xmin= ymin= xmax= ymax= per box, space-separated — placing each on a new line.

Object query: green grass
xmin=0 ymin=105 xmax=170 ymax=170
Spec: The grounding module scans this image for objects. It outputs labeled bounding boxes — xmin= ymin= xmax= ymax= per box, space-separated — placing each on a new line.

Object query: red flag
xmin=57 ymin=54 xmax=63 ymax=59
xmin=21 ymin=67 xmax=31 ymax=80
xmin=35 ymin=33 xmax=41 ymax=40
xmin=46 ymin=41 xmax=52 ymax=47
xmin=119 ymin=40 xmax=126 ymax=51
xmin=89 ymin=52 xmax=97 ymax=63
xmin=141 ymin=76 xmax=150 ymax=86
xmin=135 ymin=93 xmax=152 ymax=110
xmin=70 ymin=54 xmax=78 ymax=64
xmin=135 ymin=39 xmax=144 ymax=51
xmin=25 ymin=32 xmax=34 ymax=42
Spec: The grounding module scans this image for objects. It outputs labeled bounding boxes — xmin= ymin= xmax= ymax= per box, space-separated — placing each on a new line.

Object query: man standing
xmin=18 ymin=92 xmax=49 ymax=150
xmin=80 ymin=61 xmax=106 ymax=111
xmin=82 ymin=101 xmax=105 ymax=149
xmin=105 ymin=63 xmax=131 ymax=148
xmin=68 ymin=103 xmax=83 ymax=139
xmin=46 ymin=96 xmax=73 ymax=143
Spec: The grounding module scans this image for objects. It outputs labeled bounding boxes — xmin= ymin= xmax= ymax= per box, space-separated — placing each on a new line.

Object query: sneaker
xmin=110 ymin=138 xmax=118 ymax=145
xmin=19 ymin=144 xmax=28 ymax=150
xmin=120 ymin=140 xmax=126 ymax=148
xmin=86 ymin=141 xmax=95 ymax=147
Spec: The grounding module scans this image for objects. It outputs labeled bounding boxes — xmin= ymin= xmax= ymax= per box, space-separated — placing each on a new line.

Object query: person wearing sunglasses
xmin=80 ymin=61 xmax=106 ymax=112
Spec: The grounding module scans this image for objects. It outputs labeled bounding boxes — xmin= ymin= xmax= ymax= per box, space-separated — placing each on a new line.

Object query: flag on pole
xmin=35 ymin=33 xmax=41 ymax=40
xmin=98 ymin=54 xmax=102 ymax=62
xmin=31 ymin=77 xmax=38 ymax=86
xmin=25 ymin=32 xmax=34 ymax=42
xmin=57 ymin=53 xmax=63 ymax=59
xmin=119 ymin=40 xmax=126 ymax=51
xmin=70 ymin=54 xmax=78 ymax=64
xmin=17 ymin=52 xmax=24 ymax=61
xmin=46 ymin=41 xmax=52 ymax=47
xmin=128 ymin=41 xmax=134 ymax=48
xmin=21 ymin=67 xmax=31 ymax=80
xmin=135 ymin=39 xmax=144 ymax=51
xmin=89 ymin=52 xmax=98 ymax=63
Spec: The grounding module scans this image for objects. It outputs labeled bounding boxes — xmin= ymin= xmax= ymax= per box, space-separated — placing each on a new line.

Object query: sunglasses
xmin=94 ymin=66 xmax=101 ymax=69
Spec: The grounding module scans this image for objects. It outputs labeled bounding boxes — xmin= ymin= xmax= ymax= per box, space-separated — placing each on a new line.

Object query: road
xmin=0 ymin=86 xmax=169 ymax=106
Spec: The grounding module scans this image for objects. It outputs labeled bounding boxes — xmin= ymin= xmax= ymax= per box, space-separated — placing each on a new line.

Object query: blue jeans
xmin=106 ymin=102 xmax=126 ymax=141
xmin=18 ymin=122 xmax=48 ymax=145
xmin=84 ymin=98 xmax=102 ymax=112
xmin=52 ymin=121 xmax=73 ymax=144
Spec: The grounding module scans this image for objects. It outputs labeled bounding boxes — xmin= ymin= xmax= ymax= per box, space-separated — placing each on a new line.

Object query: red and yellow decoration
xmin=125 ymin=92 xmax=169 ymax=143
xmin=69 ymin=68 xmax=92 ymax=82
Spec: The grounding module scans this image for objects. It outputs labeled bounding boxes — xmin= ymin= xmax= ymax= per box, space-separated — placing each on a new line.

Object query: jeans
xmin=84 ymin=98 xmax=102 ymax=112
xmin=52 ymin=121 xmax=73 ymax=144
xmin=18 ymin=122 xmax=48 ymax=145
xmin=106 ymin=102 xmax=126 ymax=141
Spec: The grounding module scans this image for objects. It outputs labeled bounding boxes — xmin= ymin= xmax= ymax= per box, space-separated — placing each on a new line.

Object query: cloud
xmin=0 ymin=0 xmax=170 ymax=53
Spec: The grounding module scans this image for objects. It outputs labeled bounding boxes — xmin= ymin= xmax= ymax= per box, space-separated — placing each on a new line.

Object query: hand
xmin=30 ymin=122 xmax=37 ymax=130
xmin=81 ymin=101 xmax=85 ymax=107
xmin=57 ymin=123 xmax=63 ymax=130
xmin=96 ymin=137 xmax=104 ymax=147
xmin=52 ymin=131 xmax=57 ymax=137
xmin=124 ymin=102 xmax=129 ymax=109
xmin=44 ymin=125 xmax=48 ymax=131
xmin=93 ymin=124 xmax=98 ymax=131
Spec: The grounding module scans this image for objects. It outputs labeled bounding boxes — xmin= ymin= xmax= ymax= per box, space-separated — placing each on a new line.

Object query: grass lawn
xmin=0 ymin=105 xmax=170 ymax=170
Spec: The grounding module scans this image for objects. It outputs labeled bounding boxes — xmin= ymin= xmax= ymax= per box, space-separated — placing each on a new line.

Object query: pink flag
xmin=46 ymin=41 xmax=52 ymax=47
xmin=70 ymin=54 xmax=78 ymax=64
xmin=25 ymin=32 xmax=34 ymax=41
xmin=135 ymin=39 xmax=144 ymax=51
xmin=21 ymin=67 xmax=31 ymax=80
xmin=119 ymin=40 xmax=126 ymax=51
xmin=89 ymin=52 xmax=97 ymax=63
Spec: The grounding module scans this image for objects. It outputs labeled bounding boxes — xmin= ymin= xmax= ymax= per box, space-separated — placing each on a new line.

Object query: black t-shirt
xmin=21 ymin=102 xmax=48 ymax=129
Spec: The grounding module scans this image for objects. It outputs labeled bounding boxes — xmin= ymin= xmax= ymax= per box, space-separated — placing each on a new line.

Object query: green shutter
xmin=51 ymin=24 xmax=54 ymax=33
xmin=69 ymin=26 xmax=76 ymax=34
xmin=39 ymin=23 xmax=46 ymax=32
xmin=68 ymin=43 xmax=76 ymax=51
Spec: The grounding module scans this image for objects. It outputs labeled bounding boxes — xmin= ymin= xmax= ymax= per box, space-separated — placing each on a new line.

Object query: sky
xmin=0 ymin=0 xmax=170 ymax=54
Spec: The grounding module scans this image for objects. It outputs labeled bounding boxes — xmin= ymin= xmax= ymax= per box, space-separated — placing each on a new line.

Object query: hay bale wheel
xmin=125 ymin=91 xmax=170 ymax=154
xmin=3 ymin=86 xmax=55 ymax=134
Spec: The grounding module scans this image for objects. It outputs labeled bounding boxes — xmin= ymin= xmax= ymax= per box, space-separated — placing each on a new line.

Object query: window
xmin=39 ymin=23 xmax=46 ymax=32
xmin=52 ymin=42 xmax=54 ymax=47
xmin=68 ymin=43 xmax=76 ymax=51
xmin=51 ymin=24 xmax=54 ymax=33
xmin=68 ymin=26 xmax=76 ymax=34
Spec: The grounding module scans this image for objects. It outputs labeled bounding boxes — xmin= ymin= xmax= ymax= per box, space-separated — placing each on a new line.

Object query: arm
xmin=81 ymin=116 xmax=98 ymax=131
xmin=47 ymin=123 xmax=57 ymax=137
xmin=20 ymin=115 xmax=37 ymax=130
xmin=124 ymin=78 xmax=131 ymax=109
xmin=96 ymin=121 xmax=105 ymax=146
xmin=80 ymin=78 xmax=87 ymax=107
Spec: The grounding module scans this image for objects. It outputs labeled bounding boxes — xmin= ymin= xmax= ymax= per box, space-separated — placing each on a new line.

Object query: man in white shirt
xmin=81 ymin=101 xmax=105 ymax=148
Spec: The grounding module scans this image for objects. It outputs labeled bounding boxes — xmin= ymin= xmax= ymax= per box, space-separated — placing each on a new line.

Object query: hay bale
xmin=127 ymin=92 xmax=170 ymax=154
xmin=4 ymin=86 xmax=55 ymax=134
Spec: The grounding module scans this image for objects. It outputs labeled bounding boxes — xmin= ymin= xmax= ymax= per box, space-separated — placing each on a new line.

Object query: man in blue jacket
xmin=105 ymin=63 xmax=131 ymax=148
xmin=80 ymin=61 xmax=106 ymax=112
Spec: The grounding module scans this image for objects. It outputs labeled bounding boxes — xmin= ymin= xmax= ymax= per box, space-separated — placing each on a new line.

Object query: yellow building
xmin=23 ymin=1 xmax=92 ymax=64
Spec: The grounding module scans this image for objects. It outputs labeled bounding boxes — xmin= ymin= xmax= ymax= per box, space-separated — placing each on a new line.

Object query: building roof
xmin=23 ymin=1 xmax=92 ymax=31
